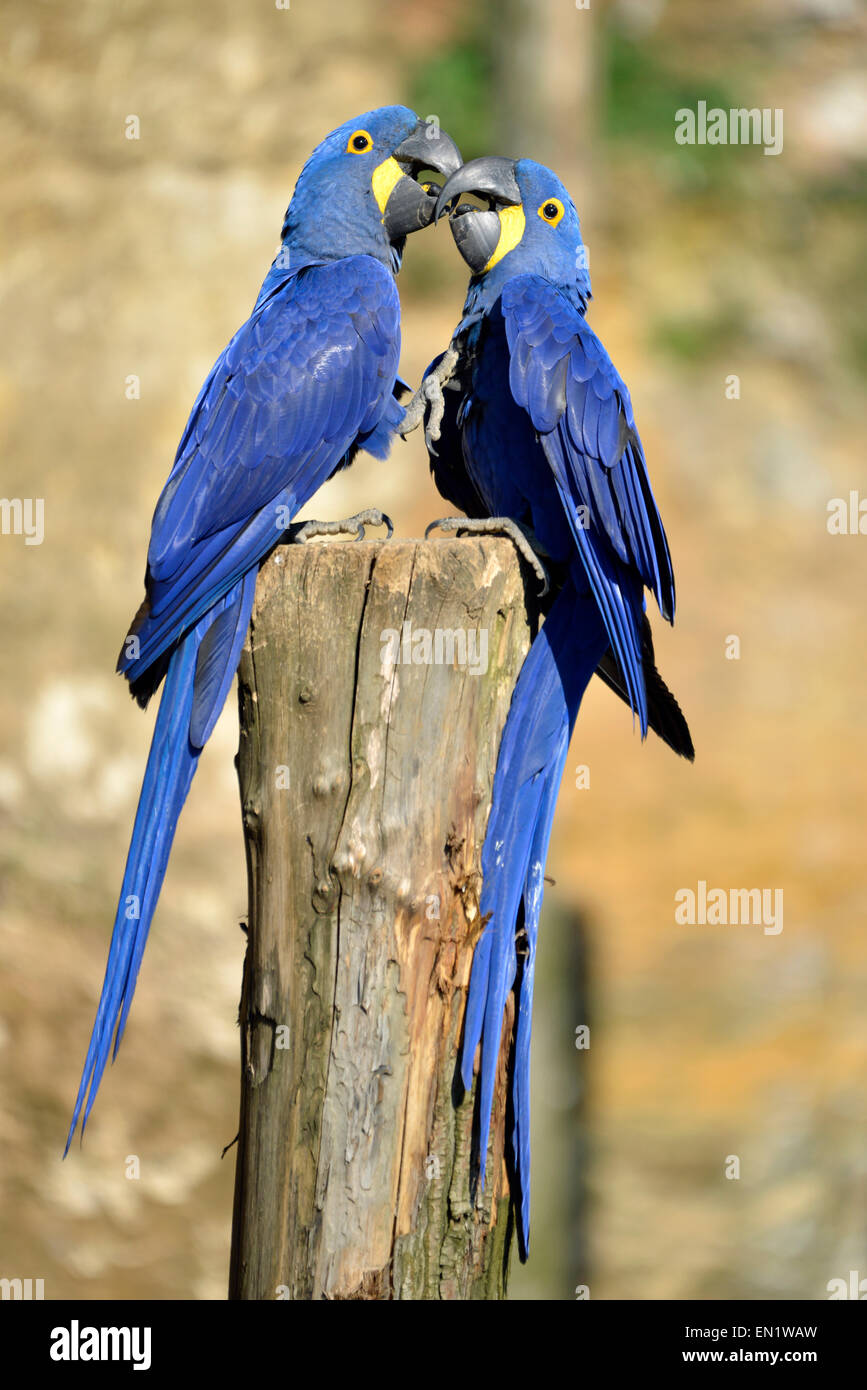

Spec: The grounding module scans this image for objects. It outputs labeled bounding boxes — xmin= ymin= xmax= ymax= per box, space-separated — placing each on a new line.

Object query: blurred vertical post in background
xmin=489 ymin=0 xmax=595 ymax=207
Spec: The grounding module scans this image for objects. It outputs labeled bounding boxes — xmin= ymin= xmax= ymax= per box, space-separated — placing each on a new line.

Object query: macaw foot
xmin=398 ymin=347 xmax=460 ymax=454
xmin=293 ymin=508 xmax=394 ymax=543
xmin=425 ymin=515 xmax=550 ymax=595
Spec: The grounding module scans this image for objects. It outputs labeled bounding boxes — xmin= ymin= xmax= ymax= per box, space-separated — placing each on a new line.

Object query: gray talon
xmin=425 ymin=515 xmax=550 ymax=595
xmin=398 ymin=347 xmax=460 ymax=449
xmin=295 ymin=508 xmax=394 ymax=544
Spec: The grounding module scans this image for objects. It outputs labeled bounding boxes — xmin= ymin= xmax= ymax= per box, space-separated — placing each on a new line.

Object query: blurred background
xmin=1 ymin=0 xmax=865 ymax=1300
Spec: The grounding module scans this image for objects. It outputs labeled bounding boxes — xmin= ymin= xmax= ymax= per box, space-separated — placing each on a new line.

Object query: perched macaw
xmin=66 ymin=106 xmax=462 ymax=1150
xmin=423 ymin=156 xmax=694 ymax=1255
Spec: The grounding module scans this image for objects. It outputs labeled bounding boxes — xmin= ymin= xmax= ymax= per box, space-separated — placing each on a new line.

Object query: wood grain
xmin=228 ymin=536 xmax=533 ymax=1300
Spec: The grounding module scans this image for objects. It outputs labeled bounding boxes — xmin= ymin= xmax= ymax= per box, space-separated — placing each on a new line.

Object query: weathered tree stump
xmin=228 ymin=536 xmax=533 ymax=1300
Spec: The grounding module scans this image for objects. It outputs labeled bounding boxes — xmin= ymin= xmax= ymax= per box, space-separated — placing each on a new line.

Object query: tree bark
xmin=228 ymin=536 xmax=533 ymax=1300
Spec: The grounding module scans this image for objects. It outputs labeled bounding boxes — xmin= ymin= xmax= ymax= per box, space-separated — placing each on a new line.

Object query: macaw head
xmin=282 ymin=106 xmax=462 ymax=272
xmin=435 ymin=156 xmax=592 ymax=308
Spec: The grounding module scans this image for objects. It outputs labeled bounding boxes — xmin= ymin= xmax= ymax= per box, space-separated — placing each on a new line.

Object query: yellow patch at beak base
xmin=485 ymin=204 xmax=526 ymax=271
xmin=372 ymin=156 xmax=405 ymax=216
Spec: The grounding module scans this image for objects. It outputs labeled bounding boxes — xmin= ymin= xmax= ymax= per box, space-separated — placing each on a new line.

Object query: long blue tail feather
xmin=462 ymin=579 xmax=612 ymax=1253
xmin=512 ymin=729 xmax=566 ymax=1255
xmin=65 ymin=573 xmax=256 ymax=1151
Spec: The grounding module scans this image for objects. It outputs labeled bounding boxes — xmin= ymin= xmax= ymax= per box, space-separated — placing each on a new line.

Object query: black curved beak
xmin=433 ymin=155 xmax=521 ymax=223
xmin=382 ymin=120 xmax=463 ymax=239
xmin=433 ymin=156 xmax=522 ymax=275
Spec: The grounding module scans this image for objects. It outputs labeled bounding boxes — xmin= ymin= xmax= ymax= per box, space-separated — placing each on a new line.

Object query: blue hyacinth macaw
xmin=423 ymin=156 xmax=694 ymax=1255
xmin=66 ymin=106 xmax=462 ymax=1151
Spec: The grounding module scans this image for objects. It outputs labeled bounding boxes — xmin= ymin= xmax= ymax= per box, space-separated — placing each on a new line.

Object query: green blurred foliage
xmin=407 ymin=21 xmax=494 ymax=163
xmin=603 ymin=27 xmax=734 ymax=161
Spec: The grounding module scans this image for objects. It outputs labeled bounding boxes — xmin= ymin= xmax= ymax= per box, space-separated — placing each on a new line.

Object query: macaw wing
xmin=127 ymin=255 xmax=401 ymax=675
xmin=151 ymin=254 xmax=401 ymax=576
xmin=502 ymin=273 xmax=675 ymax=730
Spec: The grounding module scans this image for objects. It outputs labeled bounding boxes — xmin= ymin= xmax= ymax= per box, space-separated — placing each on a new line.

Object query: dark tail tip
xmin=645 ymin=664 xmax=695 ymax=761
xmin=595 ymin=612 xmax=695 ymax=761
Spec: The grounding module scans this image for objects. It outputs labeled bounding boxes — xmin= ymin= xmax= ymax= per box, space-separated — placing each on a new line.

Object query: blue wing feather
xmin=454 ymin=272 xmax=680 ymax=1256
xmin=122 ymin=257 xmax=401 ymax=681
xmin=68 ymin=254 xmax=403 ymax=1147
xmin=502 ymin=273 xmax=674 ymax=623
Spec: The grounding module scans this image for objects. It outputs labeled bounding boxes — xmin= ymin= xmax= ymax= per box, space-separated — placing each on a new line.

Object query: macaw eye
xmin=347 ymin=130 xmax=374 ymax=154
xmin=538 ymin=198 xmax=565 ymax=226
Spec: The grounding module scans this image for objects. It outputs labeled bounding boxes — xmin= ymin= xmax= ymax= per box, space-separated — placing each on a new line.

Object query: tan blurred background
xmin=1 ymin=0 xmax=865 ymax=1300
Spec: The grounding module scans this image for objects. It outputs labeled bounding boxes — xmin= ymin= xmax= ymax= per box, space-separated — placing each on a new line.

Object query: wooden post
xmin=228 ymin=536 xmax=533 ymax=1300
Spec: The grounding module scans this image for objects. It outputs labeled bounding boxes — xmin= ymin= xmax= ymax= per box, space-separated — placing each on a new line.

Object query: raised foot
xmin=398 ymin=347 xmax=460 ymax=454
xmin=293 ymin=508 xmax=394 ymax=543
xmin=425 ymin=516 xmax=550 ymax=596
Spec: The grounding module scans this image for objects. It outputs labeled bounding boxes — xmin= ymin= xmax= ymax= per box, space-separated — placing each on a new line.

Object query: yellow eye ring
xmin=538 ymin=197 xmax=565 ymax=226
xmin=347 ymin=129 xmax=374 ymax=155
